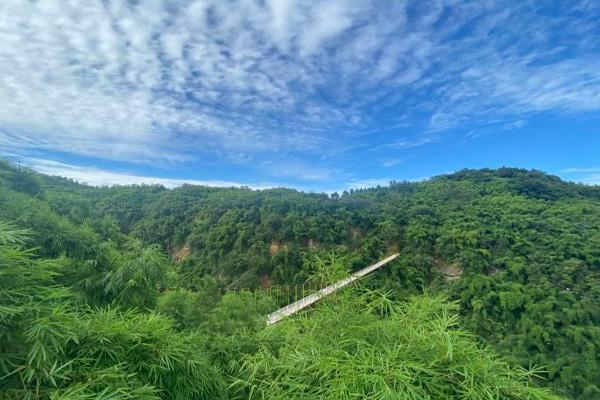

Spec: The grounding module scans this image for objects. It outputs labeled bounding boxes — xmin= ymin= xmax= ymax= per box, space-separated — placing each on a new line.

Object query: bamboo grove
xmin=1 ymin=160 xmax=599 ymax=399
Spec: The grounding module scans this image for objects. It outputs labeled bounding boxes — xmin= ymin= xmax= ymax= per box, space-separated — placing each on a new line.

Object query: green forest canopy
xmin=1 ymin=160 xmax=599 ymax=399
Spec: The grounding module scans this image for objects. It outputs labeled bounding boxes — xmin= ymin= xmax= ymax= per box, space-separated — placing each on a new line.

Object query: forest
xmin=1 ymin=159 xmax=599 ymax=399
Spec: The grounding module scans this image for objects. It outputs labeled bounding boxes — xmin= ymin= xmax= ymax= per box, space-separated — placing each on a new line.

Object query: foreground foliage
xmin=0 ymin=225 xmax=226 ymax=399
xmin=234 ymin=292 xmax=559 ymax=400
xmin=2 ymin=160 xmax=599 ymax=398
xmin=0 ymin=224 xmax=558 ymax=398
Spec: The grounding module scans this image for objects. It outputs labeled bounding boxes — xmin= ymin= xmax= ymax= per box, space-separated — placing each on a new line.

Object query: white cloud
xmin=259 ymin=159 xmax=347 ymax=182
xmin=297 ymin=1 xmax=357 ymax=57
xmin=380 ymin=158 xmax=405 ymax=168
xmin=580 ymin=175 xmax=600 ymax=185
xmin=0 ymin=0 xmax=355 ymax=165
xmin=20 ymin=157 xmax=377 ymax=193
xmin=560 ymin=167 xmax=600 ymax=186
xmin=0 ymin=0 xmax=599 ymax=173
xmin=387 ymin=136 xmax=437 ymax=149
xmin=561 ymin=167 xmax=600 ymax=174
xmin=23 ymin=158 xmax=273 ymax=189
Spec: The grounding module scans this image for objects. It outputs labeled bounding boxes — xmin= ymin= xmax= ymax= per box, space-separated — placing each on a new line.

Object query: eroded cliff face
xmin=269 ymin=240 xmax=288 ymax=256
xmin=435 ymin=259 xmax=463 ymax=281
xmin=173 ymin=243 xmax=191 ymax=262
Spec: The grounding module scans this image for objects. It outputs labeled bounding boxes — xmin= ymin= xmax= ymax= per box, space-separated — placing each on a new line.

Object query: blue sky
xmin=1 ymin=0 xmax=599 ymax=192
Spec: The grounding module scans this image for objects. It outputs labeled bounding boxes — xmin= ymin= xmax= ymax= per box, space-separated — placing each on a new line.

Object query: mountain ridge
xmin=1 ymin=160 xmax=599 ymax=398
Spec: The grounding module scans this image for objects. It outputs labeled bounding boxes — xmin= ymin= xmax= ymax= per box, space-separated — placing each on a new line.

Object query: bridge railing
xmin=218 ymin=253 xmax=400 ymax=322
xmin=219 ymin=281 xmax=329 ymax=312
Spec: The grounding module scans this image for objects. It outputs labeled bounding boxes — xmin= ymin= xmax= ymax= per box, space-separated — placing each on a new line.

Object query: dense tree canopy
xmin=1 ymin=160 xmax=599 ymax=398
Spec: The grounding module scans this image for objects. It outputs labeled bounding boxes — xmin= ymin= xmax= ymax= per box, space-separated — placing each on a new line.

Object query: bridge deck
xmin=266 ymin=253 xmax=399 ymax=325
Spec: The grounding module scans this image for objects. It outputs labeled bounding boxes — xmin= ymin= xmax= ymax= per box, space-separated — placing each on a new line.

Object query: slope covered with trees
xmin=1 ymin=160 xmax=599 ymax=398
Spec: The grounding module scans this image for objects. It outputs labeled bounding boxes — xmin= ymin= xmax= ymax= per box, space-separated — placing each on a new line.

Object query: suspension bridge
xmin=266 ymin=253 xmax=399 ymax=325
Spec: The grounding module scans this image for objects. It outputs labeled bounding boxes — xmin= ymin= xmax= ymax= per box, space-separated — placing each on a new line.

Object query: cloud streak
xmin=561 ymin=167 xmax=600 ymax=185
xmin=22 ymin=158 xmax=273 ymax=189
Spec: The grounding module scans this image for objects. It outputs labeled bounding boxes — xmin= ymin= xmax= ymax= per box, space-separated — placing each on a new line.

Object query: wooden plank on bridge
xmin=266 ymin=253 xmax=399 ymax=325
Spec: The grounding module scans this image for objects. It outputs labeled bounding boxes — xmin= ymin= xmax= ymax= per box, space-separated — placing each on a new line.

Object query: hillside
xmin=1 ymin=160 xmax=599 ymax=398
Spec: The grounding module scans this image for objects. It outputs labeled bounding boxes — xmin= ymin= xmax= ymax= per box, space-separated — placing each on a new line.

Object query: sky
xmin=1 ymin=0 xmax=599 ymax=192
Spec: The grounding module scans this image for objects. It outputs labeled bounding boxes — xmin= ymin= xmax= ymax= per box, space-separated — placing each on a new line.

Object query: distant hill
xmin=1 ymin=160 xmax=599 ymax=398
